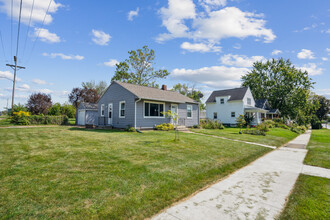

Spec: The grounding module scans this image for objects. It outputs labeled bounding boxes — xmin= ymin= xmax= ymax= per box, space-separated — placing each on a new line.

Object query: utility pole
xmin=6 ymin=56 xmax=25 ymax=112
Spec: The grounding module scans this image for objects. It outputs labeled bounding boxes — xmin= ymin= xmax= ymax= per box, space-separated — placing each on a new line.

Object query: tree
xmin=82 ymin=80 xmax=108 ymax=96
xmin=48 ymin=103 xmax=61 ymax=116
xmin=111 ymin=46 xmax=170 ymax=87
xmin=315 ymin=95 xmax=330 ymax=121
xmin=242 ymin=58 xmax=314 ymax=122
xmin=61 ymin=104 xmax=76 ymax=118
xmin=236 ymin=114 xmax=246 ymax=133
xmin=27 ymin=93 xmax=52 ymax=115
xmin=68 ymin=87 xmax=99 ymax=108
xmin=163 ymin=110 xmax=180 ymax=141
xmin=172 ymin=83 xmax=205 ymax=110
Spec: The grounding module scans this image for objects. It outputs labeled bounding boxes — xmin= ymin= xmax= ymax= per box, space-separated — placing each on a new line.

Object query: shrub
xmin=48 ymin=103 xmax=62 ymax=116
xmin=61 ymin=104 xmax=76 ymax=118
xmin=277 ymin=123 xmax=289 ymax=129
xmin=273 ymin=118 xmax=285 ymax=124
xmin=10 ymin=111 xmax=30 ymax=125
xmin=155 ymin=123 xmax=174 ymax=131
xmin=200 ymin=119 xmax=224 ymax=129
xmin=193 ymin=124 xmax=200 ymax=129
xmin=263 ymin=120 xmax=276 ymax=128
xmin=243 ymin=129 xmax=266 ymax=136
xmin=27 ymin=115 xmax=68 ymax=125
xmin=290 ymin=124 xmax=307 ymax=134
xmin=311 ymin=115 xmax=322 ymax=129
xmin=125 ymin=126 xmax=136 ymax=132
xmin=256 ymin=123 xmax=270 ymax=132
xmin=244 ymin=114 xmax=254 ymax=126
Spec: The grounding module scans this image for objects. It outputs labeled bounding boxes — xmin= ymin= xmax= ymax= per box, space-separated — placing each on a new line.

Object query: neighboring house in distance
xmin=97 ymin=81 xmax=199 ymax=129
xmin=206 ymin=87 xmax=276 ymax=125
xmin=76 ymin=102 xmax=98 ymax=125
xmin=254 ymin=99 xmax=280 ymax=119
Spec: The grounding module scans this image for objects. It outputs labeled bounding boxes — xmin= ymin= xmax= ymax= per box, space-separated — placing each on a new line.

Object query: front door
xmin=171 ymin=104 xmax=178 ymax=124
xmin=108 ymin=103 xmax=113 ymax=125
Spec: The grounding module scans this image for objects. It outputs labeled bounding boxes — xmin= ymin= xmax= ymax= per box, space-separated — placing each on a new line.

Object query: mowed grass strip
xmin=191 ymin=127 xmax=299 ymax=147
xmin=279 ymin=174 xmax=330 ymax=220
xmin=304 ymin=129 xmax=330 ymax=169
xmin=0 ymin=127 xmax=271 ymax=219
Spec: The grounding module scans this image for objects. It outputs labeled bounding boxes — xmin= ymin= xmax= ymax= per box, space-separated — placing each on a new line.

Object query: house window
xmin=220 ymin=98 xmax=224 ymax=104
xmin=247 ymin=98 xmax=251 ymax=105
xmin=213 ymin=112 xmax=217 ymax=119
xmin=119 ymin=101 xmax=125 ymax=118
xmin=101 ymin=104 xmax=105 ymax=116
xmin=187 ymin=105 xmax=192 ymax=118
xmin=144 ymin=102 xmax=164 ymax=117
xmin=231 ymin=112 xmax=235 ymax=117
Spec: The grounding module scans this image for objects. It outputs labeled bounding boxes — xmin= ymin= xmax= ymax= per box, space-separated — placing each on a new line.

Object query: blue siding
xmin=98 ymin=83 xmax=136 ymax=128
xmin=86 ymin=110 xmax=98 ymax=125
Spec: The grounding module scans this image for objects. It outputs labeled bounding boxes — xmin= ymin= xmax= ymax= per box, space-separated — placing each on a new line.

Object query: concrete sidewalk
xmin=153 ymin=131 xmax=312 ymax=220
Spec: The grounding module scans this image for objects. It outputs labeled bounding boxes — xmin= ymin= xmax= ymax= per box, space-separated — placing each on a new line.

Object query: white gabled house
xmin=205 ymin=87 xmax=272 ymax=125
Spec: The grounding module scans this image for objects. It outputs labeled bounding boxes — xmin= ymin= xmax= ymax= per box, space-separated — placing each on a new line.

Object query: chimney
xmin=161 ymin=84 xmax=167 ymax=90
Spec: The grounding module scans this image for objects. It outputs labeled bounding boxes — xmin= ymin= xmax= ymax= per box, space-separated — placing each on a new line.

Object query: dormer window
xmin=220 ymin=98 xmax=224 ymax=104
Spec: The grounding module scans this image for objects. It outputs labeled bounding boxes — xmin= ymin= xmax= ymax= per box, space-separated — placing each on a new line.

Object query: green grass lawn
xmin=0 ymin=116 xmax=13 ymax=127
xmin=0 ymin=127 xmax=272 ymax=219
xmin=279 ymin=174 xmax=330 ymax=220
xmin=191 ymin=127 xmax=299 ymax=147
xmin=304 ymin=129 xmax=330 ymax=169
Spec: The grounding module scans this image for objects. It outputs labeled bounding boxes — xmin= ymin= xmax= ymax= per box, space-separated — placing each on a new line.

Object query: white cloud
xmin=315 ymin=88 xmax=330 ymax=98
xmin=42 ymin=53 xmax=84 ymax=60
xmin=157 ymin=3 xmax=276 ymax=45
xmin=91 ymin=29 xmax=111 ymax=46
xmin=298 ymin=63 xmax=323 ymax=76
xmin=271 ymin=49 xmax=282 ymax=55
xmin=37 ymin=88 xmax=53 ymax=94
xmin=199 ymin=0 xmax=227 ymax=12
xmin=32 ymin=78 xmax=49 ymax=85
xmin=157 ymin=0 xmax=196 ymax=42
xmin=33 ymin=28 xmax=61 ymax=43
xmin=172 ymin=65 xmax=248 ymax=88
xmin=0 ymin=0 xmax=62 ymax=25
xmin=19 ymin=84 xmax=30 ymax=90
xmin=321 ymin=57 xmax=328 ymax=61
xmin=0 ymin=70 xmax=21 ymax=81
xmin=128 ymin=7 xmax=139 ymax=21
xmin=220 ymin=54 xmax=266 ymax=67
xmin=180 ymin=42 xmax=221 ymax=52
xmin=233 ymin=43 xmax=241 ymax=49
xmin=297 ymin=49 xmax=315 ymax=59
xmin=326 ymin=48 xmax=330 ymax=55
xmin=104 ymin=59 xmax=119 ymax=67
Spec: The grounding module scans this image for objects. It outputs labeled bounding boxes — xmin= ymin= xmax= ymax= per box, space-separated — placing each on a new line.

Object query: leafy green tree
xmin=111 ymin=46 xmax=170 ymax=87
xmin=82 ymin=80 xmax=108 ymax=96
xmin=242 ymin=58 xmax=314 ymax=122
xmin=61 ymin=104 xmax=76 ymax=118
xmin=163 ymin=110 xmax=180 ymax=141
xmin=172 ymin=83 xmax=205 ymax=110
xmin=12 ymin=103 xmax=28 ymax=113
xmin=315 ymin=95 xmax=330 ymax=121
xmin=48 ymin=103 xmax=61 ymax=116
xmin=236 ymin=114 xmax=246 ymax=133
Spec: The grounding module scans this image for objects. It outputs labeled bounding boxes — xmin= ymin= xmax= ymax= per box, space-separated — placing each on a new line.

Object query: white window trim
xmin=143 ymin=100 xmax=165 ymax=118
xmin=213 ymin=112 xmax=218 ymax=119
xmin=247 ymin=98 xmax=252 ymax=106
xmin=231 ymin=112 xmax=236 ymax=118
xmin=101 ymin=104 xmax=105 ymax=116
xmin=220 ymin=98 xmax=225 ymax=104
xmin=119 ymin=101 xmax=125 ymax=118
xmin=187 ymin=105 xmax=192 ymax=119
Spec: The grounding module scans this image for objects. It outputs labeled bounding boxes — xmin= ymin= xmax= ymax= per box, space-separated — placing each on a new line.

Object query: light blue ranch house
xmin=98 ymin=81 xmax=200 ymax=129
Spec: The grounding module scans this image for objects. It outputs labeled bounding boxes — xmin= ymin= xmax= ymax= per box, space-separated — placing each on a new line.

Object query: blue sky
xmin=0 ymin=0 xmax=329 ymax=110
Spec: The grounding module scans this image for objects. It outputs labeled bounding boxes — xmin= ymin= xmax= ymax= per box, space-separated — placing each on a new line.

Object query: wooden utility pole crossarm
xmin=6 ymin=56 xmax=26 ymax=112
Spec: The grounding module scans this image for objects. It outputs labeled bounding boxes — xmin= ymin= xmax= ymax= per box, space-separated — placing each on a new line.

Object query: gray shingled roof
xmin=114 ymin=81 xmax=197 ymax=103
xmin=255 ymin=99 xmax=268 ymax=109
xmin=80 ymin=102 xmax=98 ymax=110
xmin=206 ymin=87 xmax=248 ymax=103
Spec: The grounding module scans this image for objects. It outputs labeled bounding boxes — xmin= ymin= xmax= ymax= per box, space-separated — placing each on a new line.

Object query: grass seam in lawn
xmin=188 ymin=130 xmax=277 ymax=149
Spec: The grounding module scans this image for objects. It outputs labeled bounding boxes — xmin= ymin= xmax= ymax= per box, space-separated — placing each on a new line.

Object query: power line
xmin=10 ymin=0 xmax=13 ymax=60
xmin=22 ymin=0 xmax=35 ymax=62
xmin=0 ymin=30 xmax=7 ymax=61
xmin=15 ymin=0 xmax=23 ymax=59
xmin=26 ymin=0 xmax=53 ymax=64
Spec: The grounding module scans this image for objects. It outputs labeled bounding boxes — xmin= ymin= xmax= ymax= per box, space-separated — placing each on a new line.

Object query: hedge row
xmin=11 ymin=112 xmax=69 ymax=125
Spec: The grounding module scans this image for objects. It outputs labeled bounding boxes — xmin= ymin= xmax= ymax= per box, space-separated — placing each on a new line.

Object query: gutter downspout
xmin=134 ymin=98 xmax=141 ymax=129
